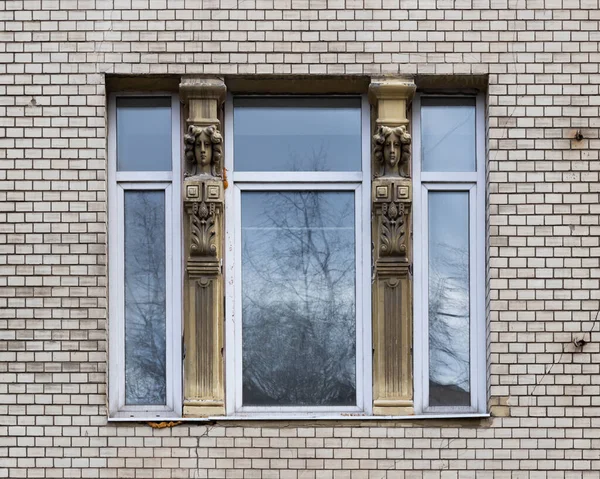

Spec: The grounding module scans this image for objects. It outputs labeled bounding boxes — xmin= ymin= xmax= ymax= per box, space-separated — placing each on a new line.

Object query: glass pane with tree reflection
xmin=428 ymin=191 xmax=471 ymax=406
xmin=124 ymin=191 xmax=167 ymax=405
xmin=241 ymin=191 xmax=356 ymax=406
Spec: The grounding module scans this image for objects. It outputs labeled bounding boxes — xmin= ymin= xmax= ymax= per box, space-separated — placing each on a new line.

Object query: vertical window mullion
xmin=116 ymin=182 xmax=126 ymax=411
xmin=164 ymin=183 xmax=173 ymax=412
xmin=224 ymin=93 xmax=236 ymax=416
xmin=420 ymin=183 xmax=430 ymax=411
xmin=354 ymin=184 xmax=363 ymax=412
xmin=476 ymin=92 xmax=487 ymax=413
xmin=469 ymin=185 xmax=478 ymax=410
xmin=170 ymin=94 xmax=183 ymax=417
xmin=360 ymin=95 xmax=373 ymax=415
xmin=233 ymin=184 xmax=243 ymax=413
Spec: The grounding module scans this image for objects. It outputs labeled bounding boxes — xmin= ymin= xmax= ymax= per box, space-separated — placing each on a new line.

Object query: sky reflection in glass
xmin=234 ymin=98 xmax=362 ymax=172
xmin=421 ymin=97 xmax=476 ymax=172
xmin=117 ymin=97 xmax=172 ymax=172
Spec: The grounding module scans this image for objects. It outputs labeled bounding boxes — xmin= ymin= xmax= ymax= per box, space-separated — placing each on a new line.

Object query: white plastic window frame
xmin=224 ymin=94 xmax=373 ymax=418
xmin=107 ymin=92 xmax=183 ymax=418
xmin=412 ymin=92 xmax=487 ymax=415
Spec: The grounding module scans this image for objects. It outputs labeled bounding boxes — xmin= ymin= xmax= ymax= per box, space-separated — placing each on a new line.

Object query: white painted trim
xmin=115 ymin=171 xmax=173 ymax=183
xmin=422 ymin=183 xmax=475 ymax=192
xmin=420 ymin=172 xmax=477 ymax=183
xmin=413 ymin=93 xmax=487 ymax=415
xmin=233 ymin=172 xmax=363 ymax=183
xmin=235 ymin=182 xmax=362 ymax=191
xmin=237 ymin=406 xmax=364 ymax=414
xmin=420 ymin=183 xmax=478 ymax=415
xmin=107 ymin=413 xmax=491 ymax=422
xmin=224 ymin=93 xmax=236 ymax=417
xmin=469 ymin=185 xmax=478 ymax=410
xmin=115 ymin=182 xmax=126 ymax=411
xmin=411 ymin=93 xmax=424 ymax=415
xmin=231 ymin=182 xmax=364 ymax=415
xmin=170 ymin=93 xmax=183 ymax=417
xmin=475 ymin=92 xmax=487 ymax=413
xmin=226 ymin=95 xmax=371 ymax=416
xmin=232 ymin=183 xmax=243 ymax=413
xmin=107 ymin=92 xmax=182 ymax=418
xmin=360 ymin=94 xmax=373 ymax=415
xmin=107 ymin=93 xmax=119 ymax=415
xmin=354 ymin=184 xmax=365 ymax=412
xmin=420 ymin=184 xmax=430 ymax=411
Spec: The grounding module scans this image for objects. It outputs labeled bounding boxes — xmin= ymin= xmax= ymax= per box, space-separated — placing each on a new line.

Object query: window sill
xmin=107 ymin=413 xmax=490 ymax=423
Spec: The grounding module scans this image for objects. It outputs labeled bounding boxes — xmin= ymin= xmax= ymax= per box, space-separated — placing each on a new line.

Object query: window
xmin=108 ymin=94 xmax=182 ymax=417
xmin=105 ymin=85 xmax=487 ymax=420
xmin=412 ymin=94 xmax=486 ymax=413
xmin=224 ymin=96 xmax=372 ymax=416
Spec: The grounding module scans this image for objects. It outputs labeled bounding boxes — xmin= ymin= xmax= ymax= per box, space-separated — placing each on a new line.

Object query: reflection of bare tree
xmin=124 ymin=192 xmax=166 ymax=405
xmin=428 ymin=241 xmax=470 ymax=406
xmin=242 ymin=191 xmax=356 ymax=406
xmin=288 ymin=142 xmax=330 ymax=172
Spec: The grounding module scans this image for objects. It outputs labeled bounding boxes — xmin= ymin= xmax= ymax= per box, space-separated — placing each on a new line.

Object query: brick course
xmin=1 ymin=0 xmax=600 ymax=477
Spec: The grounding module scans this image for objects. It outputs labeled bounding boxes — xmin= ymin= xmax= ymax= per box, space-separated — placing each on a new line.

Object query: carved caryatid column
xmin=369 ymin=78 xmax=416 ymax=416
xmin=180 ymin=77 xmax=226 ymax=416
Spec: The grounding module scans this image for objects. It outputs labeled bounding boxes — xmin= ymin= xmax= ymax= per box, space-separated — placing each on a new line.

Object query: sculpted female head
xmin=184 ymin=124 xmax=223 ymax=177
xmin=373 ymin=125 xmax=411 ymax=177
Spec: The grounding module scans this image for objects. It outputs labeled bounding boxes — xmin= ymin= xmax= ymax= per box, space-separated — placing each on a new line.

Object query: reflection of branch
xmin=428 ymin=241 xmax=470 ymax=397
xmin=423 ymin=109 xmax=474 ymax=158
xmin=242 ymin=191 xmax=356 ymax=405
xmin=288 ymin=141 xmax=331 ymax=171
xmin=124 ymin=193 xmax=167 ymax=404
xmin=240 ymin=145 xmax=358 ymax=406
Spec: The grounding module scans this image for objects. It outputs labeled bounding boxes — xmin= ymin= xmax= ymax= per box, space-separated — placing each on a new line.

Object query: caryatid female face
xmin=383 ymin=130 xmax=401 ymax=169
xmin=194 ymin=130 xmax=212 ymax=168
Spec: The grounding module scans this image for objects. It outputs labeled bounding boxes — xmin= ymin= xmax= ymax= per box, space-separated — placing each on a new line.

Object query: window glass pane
xmin=234 ymin=98 xmax=362 ymax=172
xmin=241 ymin=191 xmax=356 ymax=406
xmin=124 ymin=191 xmax=167 ymax=405
xmin=421 ymin=97 xmax=476 ymax=172
xmin=117 ymin=97 xmax=172 ymax=171
xmin=428 ymin=191 xmax=470 ymax=407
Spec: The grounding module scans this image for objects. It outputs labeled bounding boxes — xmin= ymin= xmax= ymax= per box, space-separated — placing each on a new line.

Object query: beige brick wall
xmin=1 ymin=0 xmax=600 ymax=477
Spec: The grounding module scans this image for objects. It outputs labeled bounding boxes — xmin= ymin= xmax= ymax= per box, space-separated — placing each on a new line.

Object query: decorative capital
xmin=368 ymin=77 xmax=416 ymax=104
xmin=179 ymin=77 xmax=226 ymax=104
xmin=179 ymin=77 xmax=227 ymax=131
xmin=368 ymin=77 xmax=415 ymax=129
